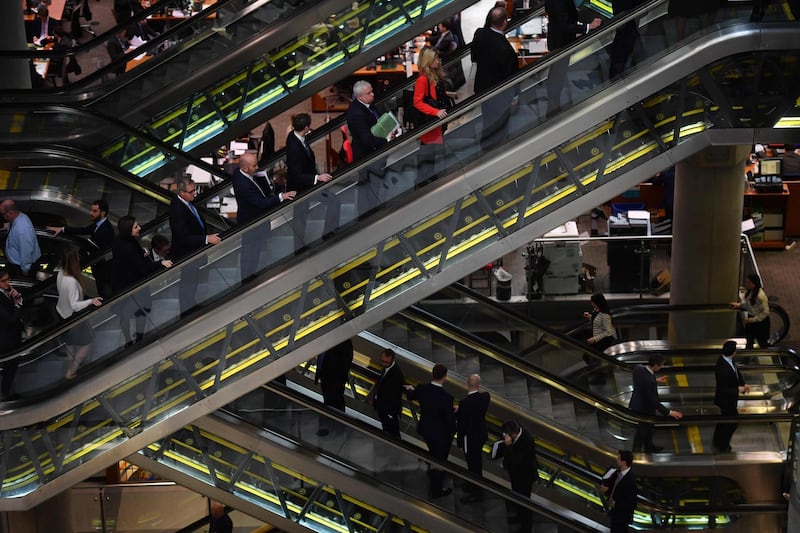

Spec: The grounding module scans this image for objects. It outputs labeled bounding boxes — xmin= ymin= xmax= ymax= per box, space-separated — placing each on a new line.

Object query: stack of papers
xmin=370 ymin=112 xmax=400 ymax=139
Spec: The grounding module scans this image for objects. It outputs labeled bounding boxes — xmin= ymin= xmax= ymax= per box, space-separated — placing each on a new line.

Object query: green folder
xmin=370 ymin=112 xmax=400 ymax=139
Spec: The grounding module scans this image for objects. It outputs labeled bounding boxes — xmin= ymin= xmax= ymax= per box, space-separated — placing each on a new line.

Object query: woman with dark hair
xmin=56 ymin=249 xmax=103 ymax=379
xmin=730 ymin=273 xmax=770 ymax=349
xmin=111 ymin=216 xmax=172 ymax=347
xmin=583 ymin=292 xmax=617 ymax=351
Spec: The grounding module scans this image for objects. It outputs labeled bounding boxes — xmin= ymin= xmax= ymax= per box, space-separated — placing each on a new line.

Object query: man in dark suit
xmin=629 ymin=354 xmax=682 ymax=452
xmin=369 ymin=348 xmax=405 ymax=439
xmin=285 ymin=113 xmax=339 ymax=251
xmin=607 ymin=0 xmax=644 ymax=79
xmin=544 ymin=0 xmax=601 ymax=117
xmin=496 ymin=420 xmax=539 ymax=531
xmin=457 ymin=373 xmax=491 ymax=501
xmin=600 ymin=449 xmax=637 ymax=533
xmin=346 ymin=81 xmax=392 ymax=218
xmin=231 ymin=152 xmax=295 ymax=280
xmin=471 ymin=6 xmax=520 ymax=150
xmin=0 ymin=268 xmax=24 ymax=401
xmin=315 ymin=338 xmax=354 ymax=411
xmin=168 ymin=177 xmax=222 ymax=316
xmin=29 ymin=7 xmax=61 ymax=44
xmin=713 ymin=340 xmax=749 ymax=452
xmin=48 ymin=199 xmax=114 ymax=298
xmin=405 ymin=364 xmax=457 ymax=498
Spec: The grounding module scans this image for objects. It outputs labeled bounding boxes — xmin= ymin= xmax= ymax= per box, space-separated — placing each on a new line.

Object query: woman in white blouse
xmin=56 ymin=249 xmax=102 ymax=379
xmin=730 ymin=273 xmax=770 ymax=349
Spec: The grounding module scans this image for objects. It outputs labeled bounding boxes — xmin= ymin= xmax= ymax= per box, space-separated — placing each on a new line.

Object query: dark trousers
xmin=378 ymin=409 xmax=401 ymax=439
xmin=240 ymin=223 xmax=270 ymax=281
xmin=481 ymin=90 xmax=514 ymax=150
xmin=507 ymin=478 xmax=535 ymax=532
xmin=464 ymin=444 xmax=484 ymax=493
xmin=291 ymin=192 xmax=341 ymax=250
xmin=355 ymin=161 xmax=386 ymax=219
xmin=745 ymin=317 xmax=770 ymax=349
xmin=321 ymin=379 xmax=346 ymax=411
xmin=7 ymin=263 xmax=38 ymax=280
xmin=546 ymin=55 xmax=570 ymax=118
xmin=608 ymin=21 xmax=639 ymax=79
xmin=1 ymin=358 xmax=19 ymax=399
xmin=712 ymin=403 xmax=738 ymax=451
xmin=424 ymin=437 xmax=450 ymax=496
xmin=610 ymin=512 xmax=632 ymax=533
xmin=178 ymin=261 xmax=201 ymax=317
xmin=632 ymin=421 xmax=656 ymax=452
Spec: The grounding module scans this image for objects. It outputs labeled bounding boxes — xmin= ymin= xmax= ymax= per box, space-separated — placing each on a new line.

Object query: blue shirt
xmin=6 ymin=212 xmax=41 ymax=272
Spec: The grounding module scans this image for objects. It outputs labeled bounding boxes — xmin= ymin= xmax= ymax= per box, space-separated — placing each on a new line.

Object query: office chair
xmin=70 ymin=0 xmax=96 ymax=38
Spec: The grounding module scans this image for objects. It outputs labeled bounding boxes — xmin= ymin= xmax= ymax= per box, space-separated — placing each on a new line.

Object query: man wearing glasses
xmin=169 ymin=178 xmax=222 ymax=316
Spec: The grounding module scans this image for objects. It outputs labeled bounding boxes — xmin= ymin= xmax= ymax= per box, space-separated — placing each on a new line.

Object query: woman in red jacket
xmin=413 ymin=46 xmax=448 ymax=185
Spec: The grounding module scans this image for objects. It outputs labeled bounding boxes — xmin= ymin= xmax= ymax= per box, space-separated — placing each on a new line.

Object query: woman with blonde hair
xmin=56 ymin=249 xmax=102 ymax=379
xmin=413 ymin=46 xmax=450 ymax=185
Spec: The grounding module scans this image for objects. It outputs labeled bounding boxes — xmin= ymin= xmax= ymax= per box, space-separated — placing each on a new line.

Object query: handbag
xmin=406 ymin=77 xmax=454 ymax=131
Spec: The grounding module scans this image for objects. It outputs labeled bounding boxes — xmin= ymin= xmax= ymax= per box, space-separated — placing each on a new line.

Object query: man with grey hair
xmin=0 ymin=200 xmax=41 ymax=279
xmin=168 ymin=177 xmax=221 ymax=316
xmin=346 ymin=80 xmax=392 ymax=217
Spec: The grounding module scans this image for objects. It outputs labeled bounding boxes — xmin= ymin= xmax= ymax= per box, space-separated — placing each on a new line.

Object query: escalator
xmin=1 ymin=1 xmax=799 ymax=510
xmin=153 ymin=302 xmax=795 ymax=530
xmin=3 ymin=0 xmax=472 ymax=185
xmin=0 ymin=147 xmax=177 ymax=222
xmin=127 ymin=377 xmax=787 ymax=533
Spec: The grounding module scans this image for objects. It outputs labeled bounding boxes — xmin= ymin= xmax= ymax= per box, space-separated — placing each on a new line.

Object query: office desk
xmin=143 ymin=0 xmax=217 ymax=21
xmin=126 ymin=54 xmax=153 ymax=72
xmin=744 ymin=184 xmax=790 ymax=248
xmin=508 ymin=36 xmax=547 ymax=68
xmin=22 ymin=0 xmax=67 ymax=21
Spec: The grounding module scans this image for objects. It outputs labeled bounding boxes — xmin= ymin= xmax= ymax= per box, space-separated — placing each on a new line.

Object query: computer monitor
xmin=519 ymin=17 xmax=544 ymax=37
xmin=760 ymin=157 xmax=781 ymax=177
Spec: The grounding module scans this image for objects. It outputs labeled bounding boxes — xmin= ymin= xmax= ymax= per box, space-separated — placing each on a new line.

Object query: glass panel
xmin=140 ymin=424 xmax=437 ymax=532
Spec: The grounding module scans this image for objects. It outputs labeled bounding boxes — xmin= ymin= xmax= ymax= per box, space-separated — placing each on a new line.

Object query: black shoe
xmin=460 ymin=493 xmax=482 ymax=504
xmin=431 ymin=488 xmax=452 ymax=499
xmin=644 ymin=446 xmax=664 ymax=453
xmin=316 ymin=428 xmax=330 ymax=437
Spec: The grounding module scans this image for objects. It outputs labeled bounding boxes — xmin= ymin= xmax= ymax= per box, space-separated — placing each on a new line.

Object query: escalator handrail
xmin=398 ymin=300 xmax=800 ymax=426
